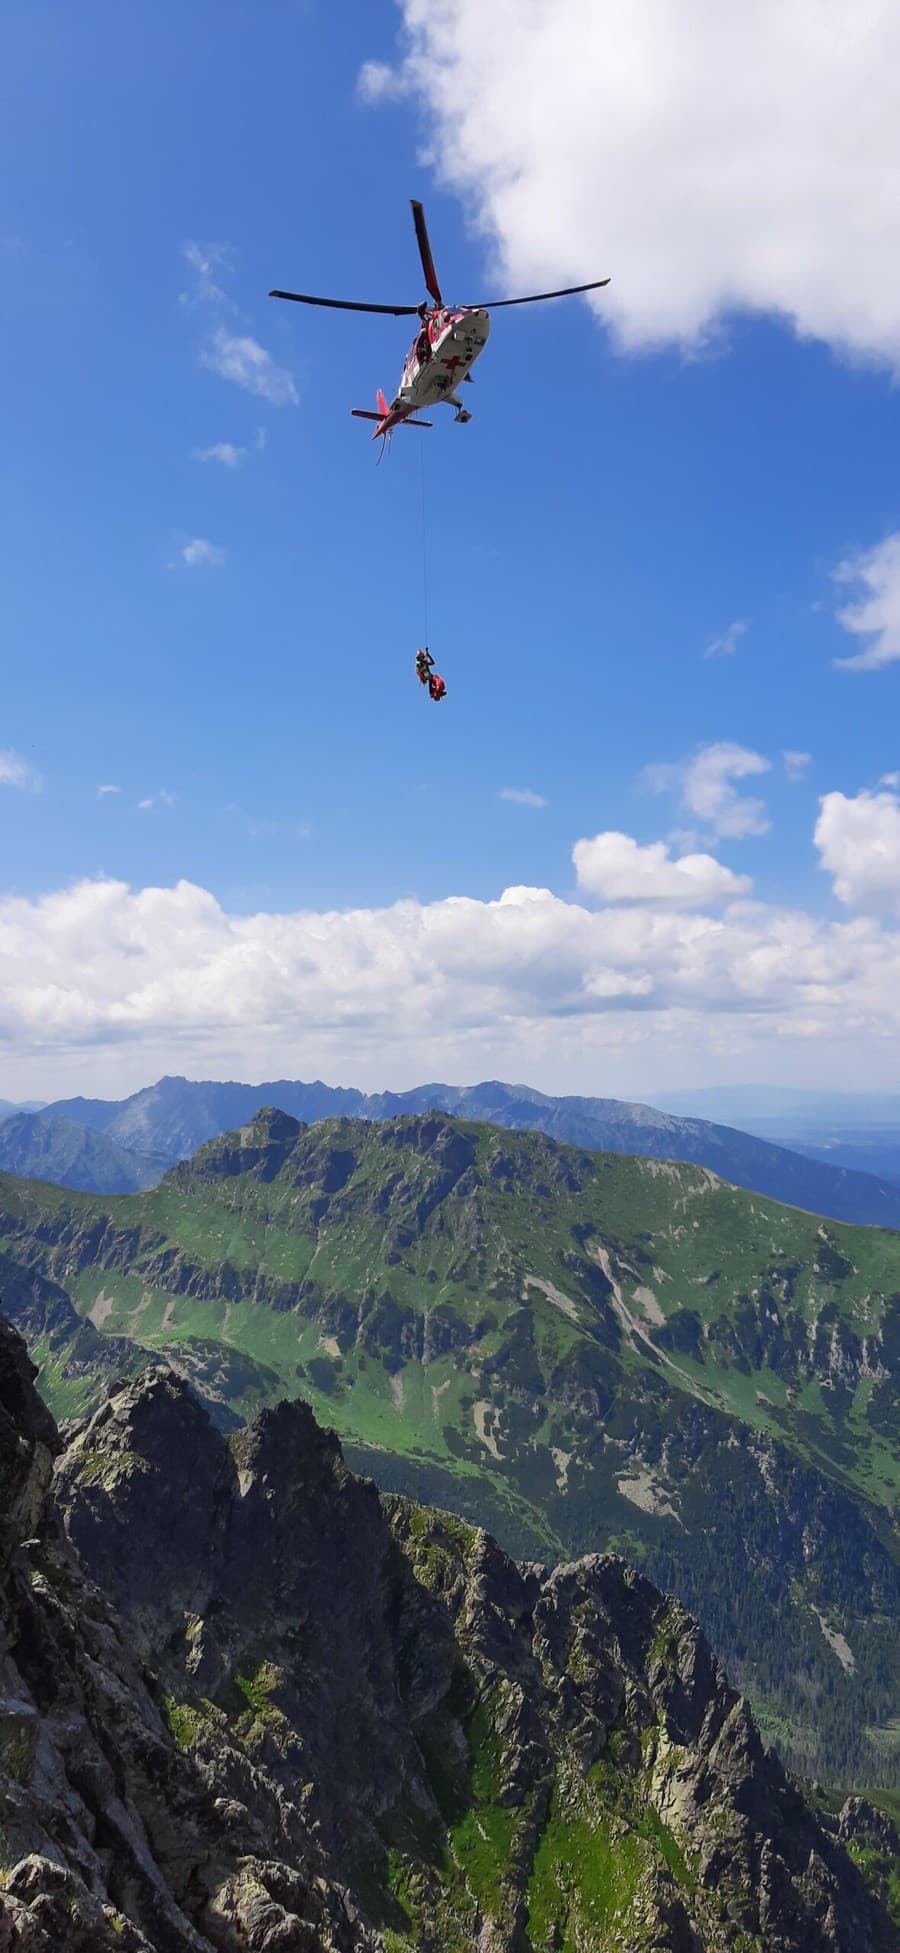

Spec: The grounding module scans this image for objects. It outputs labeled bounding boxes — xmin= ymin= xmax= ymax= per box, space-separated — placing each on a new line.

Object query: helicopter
xmin=270 ymin=200 xmax=610 ymax=443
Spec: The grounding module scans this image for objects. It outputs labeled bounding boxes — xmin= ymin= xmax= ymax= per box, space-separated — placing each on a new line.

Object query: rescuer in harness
xmin=415 ymin=649 xmax=447 ymax=701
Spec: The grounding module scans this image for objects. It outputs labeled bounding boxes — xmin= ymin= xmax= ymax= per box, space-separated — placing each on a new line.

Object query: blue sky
xmin=3 ymin=0 xmax=900 ymax=1100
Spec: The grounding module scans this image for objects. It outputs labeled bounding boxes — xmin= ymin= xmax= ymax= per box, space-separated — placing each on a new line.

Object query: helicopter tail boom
xmin=351 ymin=385 xmax=432 ymax=438
xmin=350 ymin=409 xmax=432 ymax=427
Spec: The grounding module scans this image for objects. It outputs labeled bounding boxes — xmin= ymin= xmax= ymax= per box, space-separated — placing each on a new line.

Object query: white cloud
xmin=138 ymin=790 xmax=177 ymax=814
xmin=193 ymin=441 xmax=245 ymax=468
xmin=815 ymin=788 xmax=900 ymax=913
xmin=181 ymin=538 xmax=226 ymax=569
xmin=499 ymin=787 xmax=547 ymax=808
xmin=366 ymin=0 xmax=900 ymax=370
xmin=881 ymin=771 xmax=900 ymax=789
xmin=6 ymin=846 xmax=900 ymax=1089
xmin=644 ymin=741 xmax=771 ymax=839
xmin=357 ymin=59 xmax=407 ymax=104
xmin=201 ymin=329 xmax=298 ymax=407
xmin=704 ymin=621 xmax=748 ymax=661
xmin=833 ymin=533 xmax=900 ymax=671
xmin=573 ymin=832 xmax=750 ymax=908
xmin=180 ymin=241 xmax=235 ymax=310
xmin=97 ymin=784 xmax=121 ymax=798
xmin=0 ymin=750 xmax=40 ymax=793
xmin=783 ymin=750 xmax=811 ymax=783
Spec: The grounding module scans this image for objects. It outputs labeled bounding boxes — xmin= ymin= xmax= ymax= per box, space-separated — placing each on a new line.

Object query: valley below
xmin=1 ymin=1108 xmax=900 ymax=1792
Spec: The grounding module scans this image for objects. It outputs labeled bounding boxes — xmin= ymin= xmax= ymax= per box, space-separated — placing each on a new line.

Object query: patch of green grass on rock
xmin=526 ymin=1785 xmax=646 ymax=1952
xmin=449 ymin=1696 xmax=516 ymax=1913
xmin=163 ymin=1695 xmax=221 ymax=1749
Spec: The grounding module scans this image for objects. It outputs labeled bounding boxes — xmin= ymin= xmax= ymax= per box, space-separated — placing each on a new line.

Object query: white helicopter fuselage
xmin=394 ymin=306 xmax=491 ymax=414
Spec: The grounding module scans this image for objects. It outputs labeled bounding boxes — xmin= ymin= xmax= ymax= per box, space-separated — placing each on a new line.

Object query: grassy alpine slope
xmin=2 ymin=1107 xmax=900 ymax=1783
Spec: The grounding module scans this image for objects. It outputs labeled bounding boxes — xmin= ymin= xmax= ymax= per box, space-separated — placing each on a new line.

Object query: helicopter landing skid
xmin=444 ymin=391 xmax=472 ymax=423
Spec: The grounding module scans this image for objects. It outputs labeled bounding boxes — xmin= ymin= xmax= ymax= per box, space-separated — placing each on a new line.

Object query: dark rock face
xmin=0 ymin=1322 xmax=372 ymax=1953
xmin=0 ymin=1316 xmax=896 ymax=1951
xmin=0 ymin=1314 xmax=58 ymax=1553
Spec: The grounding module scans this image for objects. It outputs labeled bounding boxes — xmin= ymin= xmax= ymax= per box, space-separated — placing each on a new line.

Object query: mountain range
xmin=12 ymin=1070 xmax=900 ymax=1228
xmin=0 ymin=1109 xmax=167 ymax=1194
xmin=3 ymin=1106 xmax=900 ymax=1787
xmin=1 ymin=1311 xmax=897 ymax=1952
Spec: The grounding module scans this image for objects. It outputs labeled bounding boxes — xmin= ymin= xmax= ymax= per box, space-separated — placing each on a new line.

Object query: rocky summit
xmin=0 ymin=1317 xmax=896 ymax=1952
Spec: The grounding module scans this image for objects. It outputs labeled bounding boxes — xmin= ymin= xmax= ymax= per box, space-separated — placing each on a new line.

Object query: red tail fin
xmin=377 ymin=388 xmax=390 ymax=418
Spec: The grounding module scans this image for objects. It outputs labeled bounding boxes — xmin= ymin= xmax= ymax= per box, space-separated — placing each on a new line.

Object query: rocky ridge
xmin=39 ymin=1072 xmax=900 ymax=1228
xmin=0 ymin=1312 xmax=895 ymax=1950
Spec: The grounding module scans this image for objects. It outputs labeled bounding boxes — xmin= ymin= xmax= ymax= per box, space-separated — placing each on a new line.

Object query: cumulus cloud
xmin=815 ymin=788 xmax=900 ymax=913
xmin=644 ymin=741 xmax=771 ymax=839
xmin=783 ymin=751 xmax=811 ymax=783
xmin=704 ymin=621 xmax=748 ymax=661
xmin=833 ymin=533 xmax=900 ymax=671
xmin=499 ymin=787 xmax=547 ymax=808
xmin=5 ymin=857 xmax=900 ymax=1089
xmin=573 ymin=832 xmax=750 ymax=907
xmin=0 ymin=750 xmax=40 ymax=792
xmin=193 ymin=441 xmax=245 ymax=468
xmin=367 ymin=0 xmax=900 ymax=368
xmin=181 ymin=539 xmax=226 ymax=569
xmin=201 ymin=329 xmax=298 ymax=407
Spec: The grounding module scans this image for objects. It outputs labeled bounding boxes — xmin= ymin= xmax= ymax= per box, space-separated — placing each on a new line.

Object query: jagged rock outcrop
xmin=0 ymin=1313 xmax=896 ymax=1950
xmin=0 ymin=1319 xmax=371 ymax=1953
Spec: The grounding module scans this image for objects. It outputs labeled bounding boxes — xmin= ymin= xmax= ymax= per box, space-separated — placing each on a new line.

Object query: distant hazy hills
xmin=0 ymin=1111 xmax=166 ymax=1195
xmin=656 ymin=1084 xmax=900 ymax=1185
xmin=19 ymin=1071 xmax=900 ymax=1227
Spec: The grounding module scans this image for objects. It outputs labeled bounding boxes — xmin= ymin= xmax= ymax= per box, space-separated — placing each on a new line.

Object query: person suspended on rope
xmin=415 ymin=648 xmax=434 ymax=686
xmin=428 ymin=671 xmax=447 ymax=703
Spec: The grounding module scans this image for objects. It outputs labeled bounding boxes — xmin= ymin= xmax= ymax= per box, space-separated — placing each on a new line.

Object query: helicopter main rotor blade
xmin=469 ymin=277 xmax=611 ymax=309
xmin=269 ymin=290 xmax=421 ymax=316
xmin=410 ymin=200 xmax=444 ymax=308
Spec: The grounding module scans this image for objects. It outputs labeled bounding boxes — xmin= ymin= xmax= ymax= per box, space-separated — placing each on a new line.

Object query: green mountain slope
xmin=2 ymin=1107 xmax=900 ymax=1783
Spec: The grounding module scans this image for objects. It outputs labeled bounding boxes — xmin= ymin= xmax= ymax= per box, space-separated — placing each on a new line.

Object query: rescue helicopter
xmin=270 ymin=200 xmax=610 ymax=443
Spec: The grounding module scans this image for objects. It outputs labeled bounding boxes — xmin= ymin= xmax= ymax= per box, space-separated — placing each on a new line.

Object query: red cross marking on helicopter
xmin=444 ymin=354 xmax=466 ymax=374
